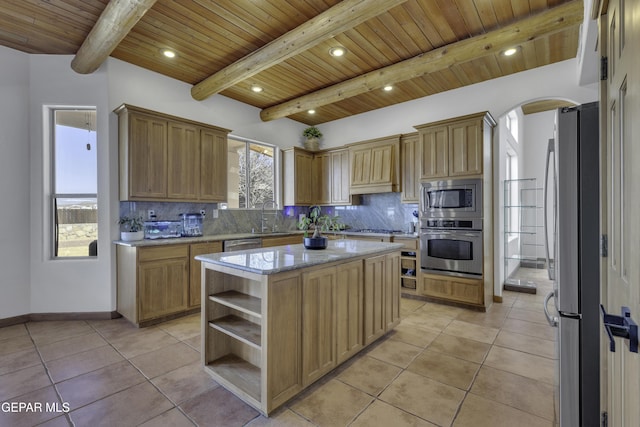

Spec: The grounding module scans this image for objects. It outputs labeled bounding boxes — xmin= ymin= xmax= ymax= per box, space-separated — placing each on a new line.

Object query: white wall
xmin=319 ymin=59 xmax=596 ymax=147
xmin=0 ymin=47 xmax=31 ymax=318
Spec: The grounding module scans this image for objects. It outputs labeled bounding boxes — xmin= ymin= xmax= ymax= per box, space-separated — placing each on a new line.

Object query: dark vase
xmin=303 ymin=236 xmax=328 ymax=250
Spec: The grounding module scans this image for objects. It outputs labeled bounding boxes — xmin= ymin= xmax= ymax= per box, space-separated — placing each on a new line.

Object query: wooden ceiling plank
xmin=450 ymin=0 xmax=485 ymax=36
xmin=190 ymin=0 xmax=409 ymax=101
xmin=259 ymin=0 xmax=583 ymax=122
xmin=71 ymin=0 xmax=158 ymax=74
xmin=491 ymin=0 xmax=516 ymax=23
xmin=510 ymin=0 xmax=531 ymax=18
xmin=435 ymin=0 xmax=472 ymax=39
xmin=403 ymin=1 xmax=446 ymax=48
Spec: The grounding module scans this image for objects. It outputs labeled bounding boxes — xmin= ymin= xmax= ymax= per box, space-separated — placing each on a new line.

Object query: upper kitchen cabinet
xmin=283 ymin=147 xmax=355 ymax=206
xmin=415 ymin=112 xmax=495 ymax=180
xmin=400 ymin=133 xmax=420 ymax=203
xmin=115 ymin=104 xmax=230 ymax=202
xmin=283 ymin=147 xmax=314 ymax=206
xmin=349 ymin=135 xmax=400 ymax=195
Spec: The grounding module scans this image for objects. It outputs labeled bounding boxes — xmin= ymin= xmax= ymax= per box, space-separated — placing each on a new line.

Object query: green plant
xmin=118 ymin=215 xmax=144 ymax=232
xmin=302 ymin=126 xmax=322 ymax=139
xmin=297 ymin=206 xmax=344 ymax=237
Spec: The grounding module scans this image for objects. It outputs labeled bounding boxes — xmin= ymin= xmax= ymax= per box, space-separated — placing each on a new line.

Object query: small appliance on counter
xmin=144 ymin=221 xmax=182 ymax=239
xmin=180 ymin=213 xmax=203 ymax=237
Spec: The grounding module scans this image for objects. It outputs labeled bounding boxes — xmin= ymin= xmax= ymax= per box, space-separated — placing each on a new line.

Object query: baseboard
xmin=0 ymin=311 xmax=121 ymax=328
xmin=493 ymin=295 xmax=503 ymax=303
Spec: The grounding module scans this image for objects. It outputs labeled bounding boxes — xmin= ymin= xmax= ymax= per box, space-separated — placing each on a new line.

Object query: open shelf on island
xmin=210 ymin=291 xmax=262 ymax=318
xmin=209 ymin=316 xmax=261 ymax=349
xmin=206 ymin=354 xmax=261 ymax=403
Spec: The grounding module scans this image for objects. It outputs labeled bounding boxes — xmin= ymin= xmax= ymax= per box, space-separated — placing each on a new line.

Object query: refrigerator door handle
xmin=544 ymin=139 xmax=555 ymax=280
xmin=543 ymin=290 xmax=559 ymax=327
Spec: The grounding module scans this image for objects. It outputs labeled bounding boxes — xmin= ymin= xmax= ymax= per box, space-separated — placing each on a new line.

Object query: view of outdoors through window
xmin=53 ymin=109 xmax=98 ymax=258
xmin=227 ymin=138 xmax=274 ymax=208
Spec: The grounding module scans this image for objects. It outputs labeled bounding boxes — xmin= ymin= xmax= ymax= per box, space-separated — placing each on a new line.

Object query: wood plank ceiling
xmin=0 ymin=0 xmax=583 ymax=125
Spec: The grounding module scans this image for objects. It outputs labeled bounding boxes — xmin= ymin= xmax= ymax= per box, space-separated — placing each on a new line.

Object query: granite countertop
xmin=195 ymin=240 xmax=404 ymax=275
xmin=113 ymin=231 xmax=304 ymax=247
xmin=113 ymin=230 xmax=417 ymax=247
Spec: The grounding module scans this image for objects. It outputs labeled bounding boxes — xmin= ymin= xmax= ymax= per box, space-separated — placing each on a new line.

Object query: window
xmin=506 ymin=110 xmax=519 ymax=142
xmin=225 ymin=137 xmax=278 ymax=208
xmin=51 ymin=109 xmax=98 ymax=258
xmin=506 ymin=150 xmax=519 ymax=235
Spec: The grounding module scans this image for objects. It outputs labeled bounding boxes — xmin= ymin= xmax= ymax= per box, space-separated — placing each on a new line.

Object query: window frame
xmin=224 ymin=135 xmax=281 ymax=210
xmin=49 ymin=106 xmax=98 ymax=260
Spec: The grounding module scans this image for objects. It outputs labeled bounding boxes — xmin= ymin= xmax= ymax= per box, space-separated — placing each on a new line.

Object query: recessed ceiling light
xmin=329 ymin=47 xmax=346 ymax=57
xmin=161 ymin=49 xmax=176 ymax=58
xmin=503 ymin=47 xmax=517 ymax=57
xmin=251 ymin=84 xmax=263 ymax=93
xmin=308 ymin=109 xmax=316 ymax=114
xmin=383 ymin=85 xmax=393 ymax=91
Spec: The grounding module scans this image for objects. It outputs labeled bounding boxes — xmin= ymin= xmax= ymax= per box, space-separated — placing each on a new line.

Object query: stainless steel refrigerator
xmin=543 ymin=102 xmax=600 ymax=426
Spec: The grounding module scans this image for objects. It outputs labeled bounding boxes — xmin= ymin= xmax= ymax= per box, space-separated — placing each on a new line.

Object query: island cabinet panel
xmin=364 ymin=255 xmax=386 ymax=345
xmin=335 ymin=260 xmax=364 ymax=364
xmin=167 ymin=121 xmax=200 ymax=200
xmin=265 ymin=273 xmax=302 ymax=410
xmin=189 ymin=242 xmax=222 ymax=308
xmin=126 ymin=112 xmax=168 ymax=199
xmin=301 ymin=268 xmax=337 ymax=387
xmin=384 ymin=252 xmax=401 ymax=331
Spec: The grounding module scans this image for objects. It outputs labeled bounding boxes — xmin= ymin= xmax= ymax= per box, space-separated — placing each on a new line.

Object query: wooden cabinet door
xmin=189 ymin=241 xmax=222 ymax=308
xmin=313 ymin=152 xmax=331 ymax=205
xmin=331 ymin=149 xmax=351 ymax=204
xmin=335 ymin=260 xmax=363 ymax=364
xmin=167 ymin=121 xmax=200 ymax=200
xmin=301 ymin=268 xmax=336 ymax=386
xmin=363 ymin=255 xmax=386 ymax=345
xmin=295 ymin=151 xmax=314 ymax=205
xmin=420 ymin=274 xmax=483 ymax=305
xmin=200 ymin=128 xmax=227 ymax=201
xmin=261 ymin=235 xmax=301 ymax=248
xmin=401 ymin=134 xmax=419 ymax=202
xmin=448 ymin=118 xmax=482 ymax=176
xmin=419 ymin=126 xmax=448 ymax=179
xmin=384 ymin=252 xmax=401 ymax=330
xmin=138 ymin=257 xmax=189 ymax=321
xmin=369 ymin=144 xmax=394 ymax=185
xmin=128 ymin=113 xmax=168 ymax=198
xmin=350 ymin=147 xmax=372 ymax=186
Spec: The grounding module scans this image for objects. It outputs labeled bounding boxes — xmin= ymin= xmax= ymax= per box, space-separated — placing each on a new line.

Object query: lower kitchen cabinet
xmin=301 ymin=268 xmax=337 ymax=387
xmin=335 ymin=260 xmax=364 ymax=363
xmin=261 ymin=234 xmax=302 ymax=248
xmin=363 ymin=254 xmax=401 ymax=345
xmin=117 ymin=241 xmax=221 ymax=326
xmin=420 ymin=273 xmax=483 ymax=306
xmin=189 ymin=242 xmax=223 ymax=308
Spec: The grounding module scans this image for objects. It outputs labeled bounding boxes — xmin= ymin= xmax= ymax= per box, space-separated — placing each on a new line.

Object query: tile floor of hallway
xmin=0 ymin=268 xmax=556 ymax=427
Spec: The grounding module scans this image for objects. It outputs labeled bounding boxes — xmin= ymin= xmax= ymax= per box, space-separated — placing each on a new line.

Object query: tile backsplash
xmin=119 ymin=193 xmax=418 ymax=236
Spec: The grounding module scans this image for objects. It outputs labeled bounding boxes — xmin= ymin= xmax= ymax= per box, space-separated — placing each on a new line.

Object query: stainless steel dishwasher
xmin=223 ymin=238 xmax=262 ymax=252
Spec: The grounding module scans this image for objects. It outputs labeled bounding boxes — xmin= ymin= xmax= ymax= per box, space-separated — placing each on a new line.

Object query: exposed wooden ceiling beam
xmin=190 ymin=0 xmax=408 ymax=101
xmin=260 ymin=0 xmax=584 ymax=122
xmin=71 ymin=0 xmax=157 ymax=74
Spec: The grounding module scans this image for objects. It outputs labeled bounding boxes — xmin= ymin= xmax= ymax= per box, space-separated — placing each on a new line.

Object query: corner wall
xmin=0 ymin=47 xmax=31 ymax=318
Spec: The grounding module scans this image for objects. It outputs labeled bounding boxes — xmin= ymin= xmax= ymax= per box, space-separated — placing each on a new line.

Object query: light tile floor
xmin=0 ymin=268 xmax=556 ymax=426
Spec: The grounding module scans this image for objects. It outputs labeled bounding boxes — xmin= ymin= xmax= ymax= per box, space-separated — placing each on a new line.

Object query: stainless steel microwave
xmin=420 ymin=178 xmax=482 ymax=219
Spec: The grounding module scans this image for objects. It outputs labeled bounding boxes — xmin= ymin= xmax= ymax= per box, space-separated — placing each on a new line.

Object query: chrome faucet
xmin=261 ymin=199 xmax=279 ymax=232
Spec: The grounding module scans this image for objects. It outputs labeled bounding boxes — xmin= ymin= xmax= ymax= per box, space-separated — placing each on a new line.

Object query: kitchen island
xmin=197 ymin=239 xmax=403 ymax=415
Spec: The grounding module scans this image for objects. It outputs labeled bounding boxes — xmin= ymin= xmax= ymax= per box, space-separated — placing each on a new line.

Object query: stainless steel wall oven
xmin=420 ymin=219 xmax=483 ymax=277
